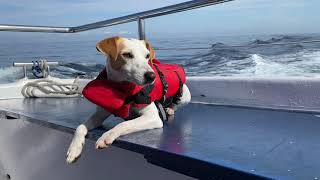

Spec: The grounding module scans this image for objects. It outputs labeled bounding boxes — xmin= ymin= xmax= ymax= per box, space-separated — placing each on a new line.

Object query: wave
xmin=1 ymin=34 xmax=320 ymax=82
xmin=211 ymin=42 xmax=227 ymax=48
xmin=172 ymin=34 xmax=320 ymax=76
xmin=249 ymin=35 xmax=312 ymax=45
xmin=0 ymin=66 xmax=23 ymax=83
xmin=51 ymin=63 xmax=104 ymax=78
xmin=234 ymin=51 xmax=320 ymax=77
xmin=239 ymin=54 xmax=285 ymax=76
xmin=184 ymin=35 xmax=320 ymax=77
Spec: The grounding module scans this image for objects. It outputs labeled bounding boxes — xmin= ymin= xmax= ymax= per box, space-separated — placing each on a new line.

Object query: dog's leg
xmin=66 ymin=106 xmax=110 ymax=164
xmin=173 ymin=84 xmax=191 ymax=110
xmin=96 ymin=103 xmax=163 ymax=149
xmin=165 ymin=84 xmax=191 ymax=117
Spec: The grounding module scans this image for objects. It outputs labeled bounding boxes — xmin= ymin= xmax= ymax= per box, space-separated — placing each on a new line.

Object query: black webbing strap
xmin=173 ymin=70 xmax=183 ymax=104
xmin=154 ymin=65 xmax=168 ymax=104
xmin=125 ymin=83 xmax=154 ymax=104
xmin=155 ymin=101 xmax=168 ymax=122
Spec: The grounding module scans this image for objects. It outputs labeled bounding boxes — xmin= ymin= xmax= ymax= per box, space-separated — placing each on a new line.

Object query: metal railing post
xmin=23 ymin=66 xmax=27 ymax=79
xmin=138 ymin=18 xmax=145 ymax=40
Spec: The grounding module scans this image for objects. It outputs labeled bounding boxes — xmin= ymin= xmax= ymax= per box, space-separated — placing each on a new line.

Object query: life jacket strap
xmin=172 ymin=70 xmax=184 ymax=105
xmin=124 ymin=83 xmax=154 ymax=104
xmin=154 ymin=64 xmax=168 ymax=104
xmin=155 ymin=101 xmax=168 ymax=122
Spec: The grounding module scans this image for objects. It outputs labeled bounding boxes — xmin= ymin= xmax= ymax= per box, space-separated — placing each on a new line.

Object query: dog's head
xmin=96 ymin=36 xmax=156 ymax=85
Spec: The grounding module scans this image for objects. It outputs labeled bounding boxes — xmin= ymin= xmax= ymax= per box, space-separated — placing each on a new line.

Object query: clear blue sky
xmin=0 ymin=0 xmax=319 ymax=38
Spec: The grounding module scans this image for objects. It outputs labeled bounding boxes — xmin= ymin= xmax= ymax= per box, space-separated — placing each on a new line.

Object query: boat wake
xmin=183 ymin=35 xmax=320 ymax=76
xmin=1 ymin=34 xmax=320 ymax=83
xmin=0 ymin=66 xmax=24 ymax=83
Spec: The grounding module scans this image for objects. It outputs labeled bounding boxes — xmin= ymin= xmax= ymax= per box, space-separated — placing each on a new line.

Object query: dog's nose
xmin=144 ymin=72 xmax=156 ymax=84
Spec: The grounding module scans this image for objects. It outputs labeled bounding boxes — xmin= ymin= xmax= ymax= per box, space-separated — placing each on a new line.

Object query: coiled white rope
xmin=21 ymin=78 xmax=81 ymax=98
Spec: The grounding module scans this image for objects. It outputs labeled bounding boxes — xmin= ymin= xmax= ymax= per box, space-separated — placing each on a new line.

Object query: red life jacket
xmin=82 ymin=59 xmax=186 ymax=119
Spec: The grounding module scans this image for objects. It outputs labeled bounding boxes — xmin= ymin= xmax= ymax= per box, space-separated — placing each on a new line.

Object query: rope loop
xmin=21 ymin=78 xmax=80 ymax=98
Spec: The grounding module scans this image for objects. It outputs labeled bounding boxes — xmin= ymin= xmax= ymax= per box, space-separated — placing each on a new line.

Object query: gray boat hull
xmin=0 ymin=118 xmax=192 ymax=180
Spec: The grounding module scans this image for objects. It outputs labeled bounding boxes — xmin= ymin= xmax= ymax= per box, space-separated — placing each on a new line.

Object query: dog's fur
xmin=66 ymin=37 xmax=191 ymax=164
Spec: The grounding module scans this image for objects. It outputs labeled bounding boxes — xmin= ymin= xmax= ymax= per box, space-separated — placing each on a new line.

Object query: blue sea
xmin=1 ymin=33 xmax=320 ymax=83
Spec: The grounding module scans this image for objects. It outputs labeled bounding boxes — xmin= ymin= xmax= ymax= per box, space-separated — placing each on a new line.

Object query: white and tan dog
xmin=66 ymin=37 xmax=191 ymax=164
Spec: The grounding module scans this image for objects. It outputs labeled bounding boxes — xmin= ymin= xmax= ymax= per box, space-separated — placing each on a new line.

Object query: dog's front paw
xmin=165 ymin=107 xmax=175 ymax=116
xmin=165 ymin=107 xmax=175 ymax=122
xmin=95 ymin=131 xmax=118 ymax=149
xmin=66 ymin=135 xmax=85 ymax=164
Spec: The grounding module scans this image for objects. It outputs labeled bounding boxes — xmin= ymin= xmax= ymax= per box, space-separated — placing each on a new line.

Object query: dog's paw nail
xmin=66 ymin=156 xmax=75 ymax=164
xmin=66 ymin=149 xmax=82 ymax=164
xmin=104 ymin=138 xmax=113 ymax=146
xmin=66 ymin=137 xmax=85 ymax=164
xmin=95 ymin=139 xmax=107 ymax=149
xmin=95 ymin=144 xmax=102 ymax=149
xmin=96 ymin=132 xmax=117 ymax=149
xmin=165 ymin=108 xmax=175 ymax=116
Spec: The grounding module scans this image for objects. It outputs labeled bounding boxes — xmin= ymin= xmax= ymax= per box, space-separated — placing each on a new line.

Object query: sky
xmin=0 ymin=0 xmax=319 ymax=38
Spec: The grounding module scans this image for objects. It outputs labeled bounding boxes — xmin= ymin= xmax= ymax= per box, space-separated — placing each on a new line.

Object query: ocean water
xmin=1 ymin=33 xmax=320 ymax=83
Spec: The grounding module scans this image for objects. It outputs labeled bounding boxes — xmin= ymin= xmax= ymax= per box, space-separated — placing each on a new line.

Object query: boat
xmin=0 ymin=0 xmax=320 ymax=179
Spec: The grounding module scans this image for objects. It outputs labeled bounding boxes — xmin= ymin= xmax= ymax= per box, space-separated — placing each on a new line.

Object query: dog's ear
xmin=144 ymin=40 xmax=155 ymax=61
xmin=96 ymin=37 xmax=122 ymax=60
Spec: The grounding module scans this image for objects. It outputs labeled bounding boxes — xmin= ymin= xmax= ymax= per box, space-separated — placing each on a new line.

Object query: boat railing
xmin=13 ymin=61 xmax=59 ymax=78
xmin=2 ymin=0 xmax=320 ymax=49
xmin=0 ymin=0 xmax=234 ymax=40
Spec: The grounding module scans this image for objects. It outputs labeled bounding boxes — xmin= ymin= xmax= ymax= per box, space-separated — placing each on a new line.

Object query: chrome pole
xmin=23 ymin=66 xmax=27 ymax=78
xmin=138 ymin=18 xmax=146 ymax=40
xmin=0 ymin=24 xmax=71 ymax=33
xmin=13 ymin=62 xmax=59 ymax=67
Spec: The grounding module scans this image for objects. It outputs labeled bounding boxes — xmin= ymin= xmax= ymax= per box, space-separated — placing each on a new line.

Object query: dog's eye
xmin=122 ymin=52 xmax=134 ymax=59
xmin=145 ymin=54 xmax=150 ymax=59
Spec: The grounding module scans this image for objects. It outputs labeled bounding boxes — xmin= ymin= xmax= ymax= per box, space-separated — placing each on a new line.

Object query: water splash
xmin=0 ymin=66 xmax=23 ymax=83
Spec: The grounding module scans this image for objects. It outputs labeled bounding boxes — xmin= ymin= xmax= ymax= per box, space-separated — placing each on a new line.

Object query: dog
xmin=66 ymin=37 xmax=191 ymax=164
